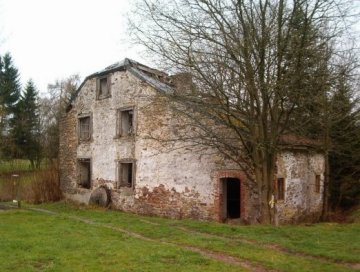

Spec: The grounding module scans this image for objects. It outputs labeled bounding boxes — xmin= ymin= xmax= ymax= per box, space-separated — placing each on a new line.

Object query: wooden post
xmin=12 ymin=174 xmax=21 ymax=208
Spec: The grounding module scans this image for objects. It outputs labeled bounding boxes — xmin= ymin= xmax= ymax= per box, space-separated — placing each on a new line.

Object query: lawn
xmin=0 ymin=159 xmax=50 ymax=173
xmin=0 ymin=202 xmax=359 ymax=272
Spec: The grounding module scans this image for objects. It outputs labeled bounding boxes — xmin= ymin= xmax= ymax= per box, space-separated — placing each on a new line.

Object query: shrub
xmin=30 ymin=164 xmax=62 ymax=204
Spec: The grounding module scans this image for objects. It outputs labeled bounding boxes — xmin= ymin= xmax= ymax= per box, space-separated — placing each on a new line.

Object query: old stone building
xmin=59 ymin=58 xmax=325 ymax=224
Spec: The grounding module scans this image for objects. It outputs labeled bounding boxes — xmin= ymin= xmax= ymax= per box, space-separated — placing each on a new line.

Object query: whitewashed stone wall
xmin=276 ymin=151 xmax=324 ymax=223
xmin=60 ymin=69 xmax=325 ymax=223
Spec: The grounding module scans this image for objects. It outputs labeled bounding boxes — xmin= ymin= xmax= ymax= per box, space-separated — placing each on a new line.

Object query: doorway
xmin=222 ymin=178 xmax=241 ymax=219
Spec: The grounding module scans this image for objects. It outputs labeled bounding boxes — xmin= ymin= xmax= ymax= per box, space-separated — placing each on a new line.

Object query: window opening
xmin=79 ymin=116 xmax=91 ymax=141
xmin=277 ymin=177 xmax=285 ymax=200
xmin=78 ymin=159 xmax=91 ymax=189
xmin=119 ymin=162 xmax=134 ymax=187
xmin=118 ymin=109 xmax=134 ymax=136
xmin=99 ymin=77 xmax=108 ymax=96
xmin=315 ymin=175 xmax=321 ymax=193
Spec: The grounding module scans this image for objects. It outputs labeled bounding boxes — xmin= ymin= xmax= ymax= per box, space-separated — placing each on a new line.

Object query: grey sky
xmin=0 ymin=0 xmax=144 ymax=95
xmin=0 ymin=0 xmax=359 ymax=95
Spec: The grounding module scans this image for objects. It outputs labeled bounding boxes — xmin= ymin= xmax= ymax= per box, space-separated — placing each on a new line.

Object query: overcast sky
xmin=0 ymin=0 xmax=145 ymax=95
xmin=0 ymin=0 xmax=359 ymax=96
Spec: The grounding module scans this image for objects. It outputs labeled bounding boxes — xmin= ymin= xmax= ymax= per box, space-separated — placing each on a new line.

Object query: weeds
xmin=0 ymin=160 xmax=62 ymax=203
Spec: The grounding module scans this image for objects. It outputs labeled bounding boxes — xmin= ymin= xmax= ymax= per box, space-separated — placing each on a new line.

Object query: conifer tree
xmin=13 ymin=80 xmax=41 ymax=168
xmin=0 ymin=53 xmax=21 ymax=158
xmin=329 ymin=70 xmax=360 ymax=209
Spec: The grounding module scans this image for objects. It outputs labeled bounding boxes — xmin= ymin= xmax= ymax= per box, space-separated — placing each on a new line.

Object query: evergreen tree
xmin=329 ymin=71 xmax=360 ymax=209
xmin=0 ymin=53 xmax=21 ymax=119
xmin=13 ymin=80 xmax=41 ymax=168
xmin=0 ymin=53 xmax=21 ymax=158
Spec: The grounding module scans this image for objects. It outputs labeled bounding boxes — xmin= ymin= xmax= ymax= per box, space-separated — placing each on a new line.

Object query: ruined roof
xmin=67 ymin=58 xmax=173 ymax=111
xmin=279 ymin=133 xmax=322 ymax=150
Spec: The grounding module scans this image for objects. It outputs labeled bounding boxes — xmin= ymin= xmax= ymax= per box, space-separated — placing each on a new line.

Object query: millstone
xmin=89 ymin=187 xmax=111 ymax=207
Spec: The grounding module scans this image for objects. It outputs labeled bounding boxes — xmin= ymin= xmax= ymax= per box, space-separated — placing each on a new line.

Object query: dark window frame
xmin=96 ymin=75 xmax=111 ymax=99
xmin=77 ymin=158 xmax=91 ymax=189
xmin=116 ymin=107 xmax=135 ymax=137
xmin=315 ymin=174 xmax=321 ymax=193
xmin=277 ymin=177 xmax=285 ymax=201
xmin=78 ymin=114 xmax=92 ymax=142
xmin=117 ymin=159 xmax=136 ymax=189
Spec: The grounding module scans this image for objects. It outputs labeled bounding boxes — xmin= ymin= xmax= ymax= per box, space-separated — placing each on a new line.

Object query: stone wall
xmin=276 ymin=150 xmax=324 ymax=223
xmin=59 ymin=108 xmax=77 ymax=191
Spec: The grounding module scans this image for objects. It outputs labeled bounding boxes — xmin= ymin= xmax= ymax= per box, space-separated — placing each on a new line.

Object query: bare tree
xmin=39 ymin=74 xmax=80 ymax=161
xmin=129 ymin=0 xmax=358 ymax=223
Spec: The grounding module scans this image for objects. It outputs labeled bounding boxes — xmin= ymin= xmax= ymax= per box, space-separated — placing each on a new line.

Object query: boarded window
xmin=79 ymin=116 xmax=91 ymax=141
xmin=78 ymin=159 xmax=91 ymax=189
xmin=277 ymin=178 xmax=285 ymax=200
xmin=315 ymin=174 xmax=321 ymax=193
xmin=117 ymin=109 xmax=134 ymax=136
xmin=97 ymin=76 xmax=110 ymax=98
xmin=118 ymin=162 xmax=135 ymax=188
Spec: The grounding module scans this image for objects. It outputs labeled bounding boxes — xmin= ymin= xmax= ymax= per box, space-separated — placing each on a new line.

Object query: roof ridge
xmin=66 ymin=58 xmax=173 ymax=112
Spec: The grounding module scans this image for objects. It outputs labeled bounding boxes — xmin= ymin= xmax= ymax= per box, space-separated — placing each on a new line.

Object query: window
xmin=79 ymin=116 xmax=91 ymax=141
xmin=315 ymin=174 xmax=321 ymax=193
xmin=117 ymin=108 xmax=134 ymax=137
xmin=96 ymin=76 xmax=110 ymax=99
xmin=78 ymin=159 xmax=91 ymax=189
xmin=118 ymin=161 xmax=135 ymax=188
xmin=277 ymin=178 xmax=285 ymax=200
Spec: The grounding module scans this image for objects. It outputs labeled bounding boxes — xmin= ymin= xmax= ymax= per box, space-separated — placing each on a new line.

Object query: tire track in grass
xmin=10 ymin=205 xmax=359 ymax=271
xmin=136 ymin=218 xmax=360 ymax=270
xmin=17 ymin=206 xmax=272 ymax=272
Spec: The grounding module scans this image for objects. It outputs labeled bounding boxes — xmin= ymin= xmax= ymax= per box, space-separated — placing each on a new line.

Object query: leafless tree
xmin=129 ymin=0 xmax=358 ymax=223
xmin=39 ymin=74 xmax=80 ymax=161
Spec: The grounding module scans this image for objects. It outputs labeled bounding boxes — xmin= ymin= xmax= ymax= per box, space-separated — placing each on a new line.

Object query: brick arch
xmin=213 ymin=170 xmax=248 ymax=222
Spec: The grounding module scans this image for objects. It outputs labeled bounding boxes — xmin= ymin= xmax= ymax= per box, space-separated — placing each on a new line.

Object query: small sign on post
xmin=12 ymin=174 xmax=21 ymax=208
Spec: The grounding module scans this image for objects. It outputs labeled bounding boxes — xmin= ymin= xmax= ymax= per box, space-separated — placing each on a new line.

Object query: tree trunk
xmin=259 ymin=186 xmax=271 ymax=224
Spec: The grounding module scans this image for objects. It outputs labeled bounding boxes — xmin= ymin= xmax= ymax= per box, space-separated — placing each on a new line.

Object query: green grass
xmin=0 ymin=159 xmax=50 ymax=173
xmin=0 ymin=159 xmax=33 ymax=173
xmin=1 ymin=202 xmax=358 ymax=271
xmin=0 ymin=209 xmax=242 ymax=272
